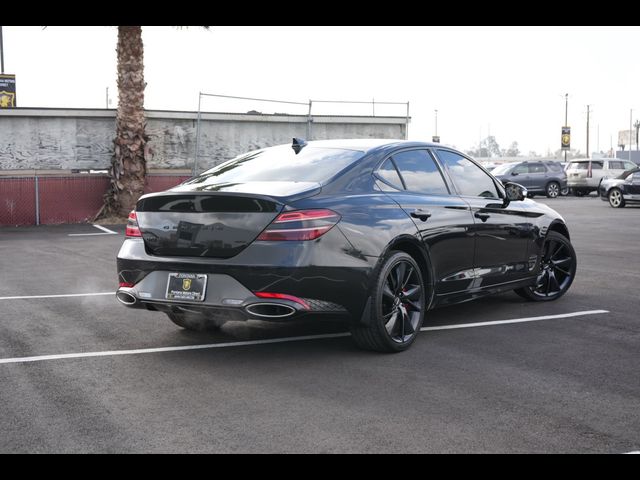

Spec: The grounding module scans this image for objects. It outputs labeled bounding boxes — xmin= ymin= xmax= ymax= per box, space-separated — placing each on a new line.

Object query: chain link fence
xmin=0 ymin=174 xmax=190 ymax=226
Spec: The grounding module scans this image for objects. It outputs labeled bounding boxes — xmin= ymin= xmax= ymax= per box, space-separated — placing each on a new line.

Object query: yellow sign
xmin=182 ymin=278 xmax=192 ymax=291
xmin=0 ymin=91 xmax=15 ymax=108
xmin=0 ymin=74 xmax=16 ymax=108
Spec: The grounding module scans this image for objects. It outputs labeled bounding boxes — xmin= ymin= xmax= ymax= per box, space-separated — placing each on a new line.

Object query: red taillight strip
xmin=119 ymin=282 xmax=135 ymax=288
xmin=254 ymin=292 xmax=311 ymax=310
xmin=256 ymin=209 xmax=341 ymax=241
xmin=274 ymin=210 xmax=340 ymax=223
xmin=126 ymin=210 xmax=142 ymax=238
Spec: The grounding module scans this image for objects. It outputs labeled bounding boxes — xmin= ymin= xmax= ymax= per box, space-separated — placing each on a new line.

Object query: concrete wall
xmin=0 ymin=108 xmax=408 ymax=172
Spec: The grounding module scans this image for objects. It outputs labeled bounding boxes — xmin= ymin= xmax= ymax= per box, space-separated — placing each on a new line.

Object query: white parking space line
xmin=625 ymin=451 xmax=640 ymax=454
xmin=92 ymin=225 xmax=118 ymax=234
xmin=68 ymin=224 xmax=118 ymax=237
xmin=0 ymin=292 xmax=113 ymax=301
xmin=420 ymin=310 xmax=609 ymax=331
xmin=0 ymin=333 xmax=353 ymax=365
xmin=0 ymin=309 xmax=609 ymax=365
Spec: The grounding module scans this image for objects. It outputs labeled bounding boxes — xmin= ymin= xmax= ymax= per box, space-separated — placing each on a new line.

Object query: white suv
xmin=566 ymin=158 xmax=637 ymax=196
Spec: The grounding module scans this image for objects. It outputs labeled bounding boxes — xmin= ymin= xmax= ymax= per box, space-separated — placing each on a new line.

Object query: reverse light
xmin=256 ymin=209 xmax=340 ymax=241
xmin=254 ymin=292 xmax=311 ymax=310
xmin=125 ymin=210 xmax=142 ymax=238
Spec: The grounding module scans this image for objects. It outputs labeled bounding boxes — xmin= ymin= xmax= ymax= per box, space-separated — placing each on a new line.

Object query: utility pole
xmin=630 ymin=109 xmax=633 ymax=162
xmin=106 ymin=87 xmax=109 ymax=109
xmin=0 ymin=26 xmax=5 ymax=74
xmin=586 ymin=105 xmax=590 ymax=158
xmin=434 ymin=109 xmax=438 ymax=136
xmin=564 ymin=93 xmax=568 ymax=162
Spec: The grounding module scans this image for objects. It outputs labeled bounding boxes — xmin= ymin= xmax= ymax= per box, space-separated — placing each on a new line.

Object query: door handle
xmin=474 ymin=212 xmax=491 ymax=222
xmin=410 ymin=209 xmax=432 ymax=221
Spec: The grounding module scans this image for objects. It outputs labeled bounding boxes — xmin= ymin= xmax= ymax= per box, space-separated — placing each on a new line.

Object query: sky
xmin=3 ymin=25 xmax=640 ymax=156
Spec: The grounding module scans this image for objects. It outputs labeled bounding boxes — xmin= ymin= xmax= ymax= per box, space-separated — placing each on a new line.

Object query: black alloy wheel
xmin=515 ymin=231 xmax=576 ymax=302
xmin=351 ymin=251 xmax=426 ymax=352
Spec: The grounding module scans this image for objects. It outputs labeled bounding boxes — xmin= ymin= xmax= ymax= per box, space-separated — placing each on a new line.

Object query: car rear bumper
xmin=116 ymin=231 xmax=376 ymax=322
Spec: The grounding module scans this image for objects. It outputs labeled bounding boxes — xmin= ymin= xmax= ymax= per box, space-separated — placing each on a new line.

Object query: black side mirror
xmin=503 ymin=181 xmax=527 ymax=202
xmin=511 ymin=171 xmax=519 ymax=176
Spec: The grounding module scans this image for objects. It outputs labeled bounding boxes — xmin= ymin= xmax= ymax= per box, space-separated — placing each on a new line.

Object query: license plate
xmin=165 ymin=273 xmax=207 ymax=302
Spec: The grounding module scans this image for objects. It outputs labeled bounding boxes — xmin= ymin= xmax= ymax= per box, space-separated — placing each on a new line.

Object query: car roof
xmin=297 ymin=139 xmax=444 ymax=153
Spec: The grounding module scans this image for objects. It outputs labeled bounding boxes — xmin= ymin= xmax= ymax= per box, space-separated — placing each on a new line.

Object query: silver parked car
xmin=566 ymin=158 xmax=637 ymax=196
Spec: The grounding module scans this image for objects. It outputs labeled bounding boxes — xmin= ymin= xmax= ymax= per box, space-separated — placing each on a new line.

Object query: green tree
xmin=506 ymin=141 xmax=520 ymax=157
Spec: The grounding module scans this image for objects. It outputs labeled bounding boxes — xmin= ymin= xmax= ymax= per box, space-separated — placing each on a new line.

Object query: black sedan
xmin=598 ymin=167 xmax=640 ymax=208
xmin=116 ymin=139 xmax=577 ymax=352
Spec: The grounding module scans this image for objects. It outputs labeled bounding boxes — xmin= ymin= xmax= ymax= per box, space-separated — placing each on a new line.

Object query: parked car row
xmin=491 ymin=161 xmax=567 ymax=198
xmin=566 ymin=159 xmax=637 ymax=196
xmin=488 ymin=158 xmax=638 ymax=200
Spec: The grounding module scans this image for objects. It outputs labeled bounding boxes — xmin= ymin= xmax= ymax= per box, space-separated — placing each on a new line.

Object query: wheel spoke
xmin=394 ymin=262 xmax=406 ymax=293
xmin=548 ymin=271 xmax=561 ymax=293
xmin=402 ymin=309 xmax=415 ymax=335
xmin=405 ymin=299 xmax=421 ymax=311
xmin=554 ymin=265 xmax=571 ymax=276
xmin=403 ymin=285 xmax=421 ymax=300
xmin=382 ymin=283 xmax=395 ymax=299
xmin=552 ymin=256 xmax=572 ymax=266
xmin=401 ymin=266 xmax=414 ymax=290
xmin=551 ymin=244 xmax=565 ymax=260
xmin=383 ymin=310 xmax=395 ymax=320
xmin=545 ymin=240 xmax=556 ymax=261
xmin=385 ymin=310 xmax=399 ymax=335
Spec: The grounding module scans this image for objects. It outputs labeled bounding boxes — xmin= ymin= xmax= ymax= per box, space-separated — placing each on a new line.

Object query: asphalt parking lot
xmin=0 ymin=196 xmax=639 ymax=453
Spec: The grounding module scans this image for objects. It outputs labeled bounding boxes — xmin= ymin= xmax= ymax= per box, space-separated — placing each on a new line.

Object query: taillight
xmin=256 ymin=209 xmax=341 ymax=241
xmin=254 ymin=292 xmax=311 ymax=310
xmin=119 ymin=282 xmax=135 ymax=288
xmin=125 ymin=210 xmax=142 ymax=238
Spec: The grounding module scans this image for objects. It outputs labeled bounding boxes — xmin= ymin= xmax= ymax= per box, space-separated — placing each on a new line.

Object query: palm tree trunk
xmin=104 ymin=26 xmax=148 ymax=217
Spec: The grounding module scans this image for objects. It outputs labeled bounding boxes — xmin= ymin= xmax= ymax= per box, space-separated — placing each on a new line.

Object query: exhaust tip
xmin=245 ymin=303 xmax=296 ymax=318
xmin=116 ymin=290 xmax=137 ymax=306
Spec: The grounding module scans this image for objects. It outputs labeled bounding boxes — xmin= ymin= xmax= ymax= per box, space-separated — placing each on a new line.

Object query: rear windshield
xmin=185 ymin=146 xmax=365 ymax=186
xmin=568 ymin=161 xmax=603 ymax=170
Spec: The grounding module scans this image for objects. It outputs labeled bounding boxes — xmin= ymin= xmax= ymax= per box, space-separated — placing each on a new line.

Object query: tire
xmin=560 ymin=186 xmax=569 ymax=196
xmin=514 ymin=231 xmax=577 ymax=302
xmin=351 ymin=251 xmax=426 ymax=353
xmin=166 ymin=312 xmax=226 ymax=331
xmin=546 ymin=181 xmax=560 ymax=198
xmin=527 ymin=193 xmax=536 ymax=199
xmin=573 ymin=189 xmax=585 ymax=197
xmin=608 ymin=188 xmax=626 ymax=208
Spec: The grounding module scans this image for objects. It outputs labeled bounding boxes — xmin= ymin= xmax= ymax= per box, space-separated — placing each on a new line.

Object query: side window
xmin=437 ymin=150 xmax=500 ymax=199
xmin=625 ymin=162 xmax=637 ymax=170
xmin=609 ymin=161 xmax=623 ymax=170
xmin=512 ymin=164 xmax=528 ymax=175
xmin=591 ymin=161 xmax=603 ymax=170
xmin=376 ymin=158 xmax=404 ymax=190
xmin=530 ymin=163 xmax=546 ymax=174
xmin=390 ymin=149 xmax=449 ymax=195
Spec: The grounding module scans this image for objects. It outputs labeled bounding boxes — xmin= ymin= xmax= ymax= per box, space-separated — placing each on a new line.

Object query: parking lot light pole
xmin=1 ymin=25 xmax=5 ymax=74
xmin=564 ymin=93 xmax=568 ymax=163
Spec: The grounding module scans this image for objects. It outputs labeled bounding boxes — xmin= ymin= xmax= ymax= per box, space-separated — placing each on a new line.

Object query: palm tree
xmin=102 ymin=26 xmax=208 ymax=218
xmin=103 ymin=26 xmax=147 ymax=218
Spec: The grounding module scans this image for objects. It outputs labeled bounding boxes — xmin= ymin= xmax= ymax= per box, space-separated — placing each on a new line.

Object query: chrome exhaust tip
xmin=245 ymin=302 xmax=296 ymax=318
xmin=116 ymin=290 xmax=137 ymax=306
